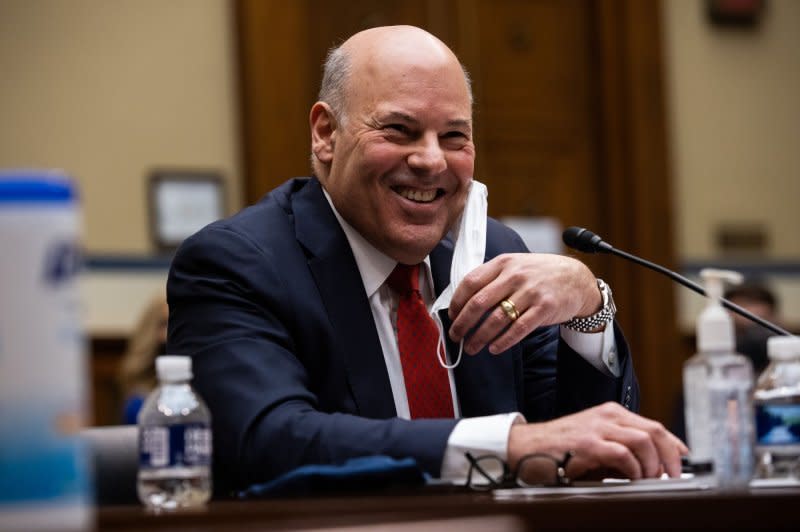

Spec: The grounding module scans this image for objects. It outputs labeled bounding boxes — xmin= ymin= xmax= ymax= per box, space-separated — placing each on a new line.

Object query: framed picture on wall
xmin=148 ymin=169 xmax=226 ymax=253
xmin=706 ymin=0 xmax=766 ymax=28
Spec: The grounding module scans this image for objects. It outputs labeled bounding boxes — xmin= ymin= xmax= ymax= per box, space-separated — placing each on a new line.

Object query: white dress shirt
xmin=324 ymin=191 xmax=619 ymax=481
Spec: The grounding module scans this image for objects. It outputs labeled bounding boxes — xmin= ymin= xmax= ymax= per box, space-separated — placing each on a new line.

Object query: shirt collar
xmin=322 ymin=187 xmax=433 ymax=299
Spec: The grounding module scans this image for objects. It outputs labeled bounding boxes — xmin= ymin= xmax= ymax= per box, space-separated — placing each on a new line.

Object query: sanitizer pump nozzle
xmin=697 ymin=268 xmax=743 ymax=353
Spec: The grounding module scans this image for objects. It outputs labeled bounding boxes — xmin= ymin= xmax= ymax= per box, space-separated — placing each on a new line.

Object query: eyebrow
xmin=379 ymin=111 xmax=472 ymax=130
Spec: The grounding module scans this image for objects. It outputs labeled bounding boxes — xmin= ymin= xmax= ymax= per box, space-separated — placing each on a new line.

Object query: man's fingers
xmin=447 ymin=276 xmax=503 ymax=343
xmin=461 ymin=302 xmax=512 ymax=354
xmin=573 ymin=440 xmax=643 ymax=481
xmin=603 ymin=425 xmax=662 ymax=478
xmin=447 ymin=260 xmax=502 ymax=320
xmin=458 ymin=287 xmax=543 ymax=354
xmin=488 ymin=310 xmax=545 ymax=354
xmin=638 ymin=421 xmax=687 ymax=478
xmin=604 ymin=402 xmax=688 ymax=478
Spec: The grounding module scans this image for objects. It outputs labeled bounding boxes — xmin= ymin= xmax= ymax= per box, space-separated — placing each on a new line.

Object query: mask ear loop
xmin=432 ymin=311 xmax=463 ymax=370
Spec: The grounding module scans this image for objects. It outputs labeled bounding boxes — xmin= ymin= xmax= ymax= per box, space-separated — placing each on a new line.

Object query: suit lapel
xmin=293 ymin=179 xmax=396 ymax=419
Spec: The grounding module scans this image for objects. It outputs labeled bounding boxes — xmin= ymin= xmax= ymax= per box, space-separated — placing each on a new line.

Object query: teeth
xmin=397 ymin=187 xmax=437 ymax=203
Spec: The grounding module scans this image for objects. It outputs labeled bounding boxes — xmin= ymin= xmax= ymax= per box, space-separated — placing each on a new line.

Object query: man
xmin=168 ymin=25 xmax=686 ymax=494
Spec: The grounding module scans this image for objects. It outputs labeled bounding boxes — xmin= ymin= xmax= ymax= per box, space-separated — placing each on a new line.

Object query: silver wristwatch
xmin=562 ymin=279 xmax=616 ymax=332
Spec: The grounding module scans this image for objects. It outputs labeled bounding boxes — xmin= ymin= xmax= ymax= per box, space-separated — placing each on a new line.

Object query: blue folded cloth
xmin=238 ymin=455 xmax=428 ymax=498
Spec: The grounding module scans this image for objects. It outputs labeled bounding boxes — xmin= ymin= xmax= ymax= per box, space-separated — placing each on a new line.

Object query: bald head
xmin=317 ymin=25 xmax=472 ymax=122
xmin=308 ymin=24 xmax=476 ymax=264
xmin=342 ymin=25 xmax=457 ymax=67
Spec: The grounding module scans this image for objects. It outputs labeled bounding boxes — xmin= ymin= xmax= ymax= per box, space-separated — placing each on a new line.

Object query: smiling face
xmin=310 ymin=26 xmax=475 ymax=264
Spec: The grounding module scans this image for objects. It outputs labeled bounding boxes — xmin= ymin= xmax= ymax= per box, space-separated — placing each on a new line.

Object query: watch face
xmin=598 ymin=279 xmax=616 ymax=314
xmin=598 ymin=280 xmax=609 ymax=306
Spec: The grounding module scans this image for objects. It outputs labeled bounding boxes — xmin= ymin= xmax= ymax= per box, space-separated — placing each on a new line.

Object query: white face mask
xmin=430 ymin=179 xmax=488 ymax=369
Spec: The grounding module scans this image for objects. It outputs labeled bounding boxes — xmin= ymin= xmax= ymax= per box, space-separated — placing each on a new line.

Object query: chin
xmin=389 ymin=235 xmax=443 ymax=264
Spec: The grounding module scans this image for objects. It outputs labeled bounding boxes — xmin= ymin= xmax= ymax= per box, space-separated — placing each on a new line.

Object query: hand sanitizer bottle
xmin=683 ymin=269 xmax=755 ymax=490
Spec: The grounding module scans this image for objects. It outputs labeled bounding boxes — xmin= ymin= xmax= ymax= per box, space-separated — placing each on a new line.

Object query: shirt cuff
xmin=559 ymin=323 xmax=621 ymax=377
xmin=439 ymin=413 xmax=525 ymax=482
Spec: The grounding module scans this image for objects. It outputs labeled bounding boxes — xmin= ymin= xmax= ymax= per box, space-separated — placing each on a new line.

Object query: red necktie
xmin=386 ymin=263 xmax=454 ymax=419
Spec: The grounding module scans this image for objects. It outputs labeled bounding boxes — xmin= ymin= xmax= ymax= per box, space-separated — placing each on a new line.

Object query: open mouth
xmin=392 ymin=186 xmax=445 ymax=204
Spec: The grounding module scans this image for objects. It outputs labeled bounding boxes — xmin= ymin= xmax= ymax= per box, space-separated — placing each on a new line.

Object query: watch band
xmin=562 ymin=279 xmax=616 ymax=333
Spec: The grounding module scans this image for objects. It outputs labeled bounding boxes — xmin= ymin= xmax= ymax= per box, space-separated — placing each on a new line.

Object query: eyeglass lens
xmin=516 ymin=454 xmax=563 ymax=487
xmin=468 ymin=455 xmax=506 ymax=488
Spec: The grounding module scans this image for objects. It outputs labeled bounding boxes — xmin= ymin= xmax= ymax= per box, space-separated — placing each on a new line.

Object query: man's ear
xmin=310 ymin=102 xmax=337 ymax=165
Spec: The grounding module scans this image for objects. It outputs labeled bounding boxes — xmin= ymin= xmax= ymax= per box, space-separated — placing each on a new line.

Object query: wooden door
xmin=235 ymin=0 xmax=682 ymax=426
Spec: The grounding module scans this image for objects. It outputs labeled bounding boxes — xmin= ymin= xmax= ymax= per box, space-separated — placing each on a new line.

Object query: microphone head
xmin=562 ymin=226 xmax=611 ymax=253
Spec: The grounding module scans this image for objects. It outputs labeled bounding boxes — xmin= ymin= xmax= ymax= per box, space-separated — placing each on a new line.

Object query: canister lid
xmin=0 ymin=170 xmax=76 ymax=203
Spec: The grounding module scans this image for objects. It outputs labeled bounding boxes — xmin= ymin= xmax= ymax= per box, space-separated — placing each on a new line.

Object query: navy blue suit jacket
xmin=167 ymin=177 xmax=639 ymax=493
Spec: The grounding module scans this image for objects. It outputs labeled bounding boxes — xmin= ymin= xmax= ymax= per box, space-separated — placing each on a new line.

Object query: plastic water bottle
xmin=0 ymin=171 xmax=91 ymax=531
xmin=754 ymin=336 xmax=800 ymax=479
xmin=683 ymin=269 xmax=755 ymax=489
xmin=137 ymin=355 xmax=212 ymax=509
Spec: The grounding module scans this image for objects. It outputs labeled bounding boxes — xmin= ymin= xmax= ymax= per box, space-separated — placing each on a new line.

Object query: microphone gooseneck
xmin=562 ymin=226 xmax=792 ymax=337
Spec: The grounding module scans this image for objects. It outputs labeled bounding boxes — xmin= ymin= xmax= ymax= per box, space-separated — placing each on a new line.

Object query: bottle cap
xmin=767 ymin=336 xmax=800 ymax=361
xmin=156 ymin=355 xmax=192 ymax=382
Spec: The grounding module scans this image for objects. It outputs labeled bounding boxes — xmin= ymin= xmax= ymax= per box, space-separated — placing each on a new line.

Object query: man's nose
xmin=407 ymin=133 xmax=447 ymax=175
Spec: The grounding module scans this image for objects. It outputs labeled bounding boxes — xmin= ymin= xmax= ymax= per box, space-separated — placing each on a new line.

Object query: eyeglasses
xmin=464 ymin=451 xmax=574 ymax=491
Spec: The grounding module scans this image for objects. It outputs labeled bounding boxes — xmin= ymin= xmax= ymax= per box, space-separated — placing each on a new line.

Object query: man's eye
xmin=442 ymin=131 xmax=468 ymax=140
xmin=441 ymin=131 xmax=470 ymax=148
xmin=385 ymin=124 xmax=411 ymax=135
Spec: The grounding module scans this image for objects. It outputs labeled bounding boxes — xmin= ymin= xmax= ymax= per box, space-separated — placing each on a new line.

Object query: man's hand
xmin=447 ymin=253 xmax=602 ymax=355
xmin=508 ymin=402 xmax=689 ymax=481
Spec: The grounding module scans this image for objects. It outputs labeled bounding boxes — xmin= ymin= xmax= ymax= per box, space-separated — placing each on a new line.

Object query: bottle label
xmin=755 ymin=403 xmax=800 ymax=447
xmin=140 ymin=423 xmax=212 ymax=469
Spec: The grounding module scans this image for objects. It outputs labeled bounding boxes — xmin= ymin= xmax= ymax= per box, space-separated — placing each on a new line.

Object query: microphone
xmin=562 ymin=226 xmax=792 ymax=337
xmin=562 ymin=226 xmax=614 ymax=254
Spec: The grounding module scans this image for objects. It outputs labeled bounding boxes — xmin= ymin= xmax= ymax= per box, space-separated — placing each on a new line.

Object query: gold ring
xmin=499 ymin=299 xmax=519 ymax=321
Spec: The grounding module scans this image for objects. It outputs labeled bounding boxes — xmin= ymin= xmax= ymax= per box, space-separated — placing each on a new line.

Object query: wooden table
xmin=97 ymin=485 xmax=798 ymax=530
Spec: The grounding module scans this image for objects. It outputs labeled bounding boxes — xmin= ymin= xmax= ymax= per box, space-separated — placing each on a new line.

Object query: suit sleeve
xmin=167 ymin=226 xmax=458 ymax=495
xmin=515 ymin=312 xmax=639 ymax=424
